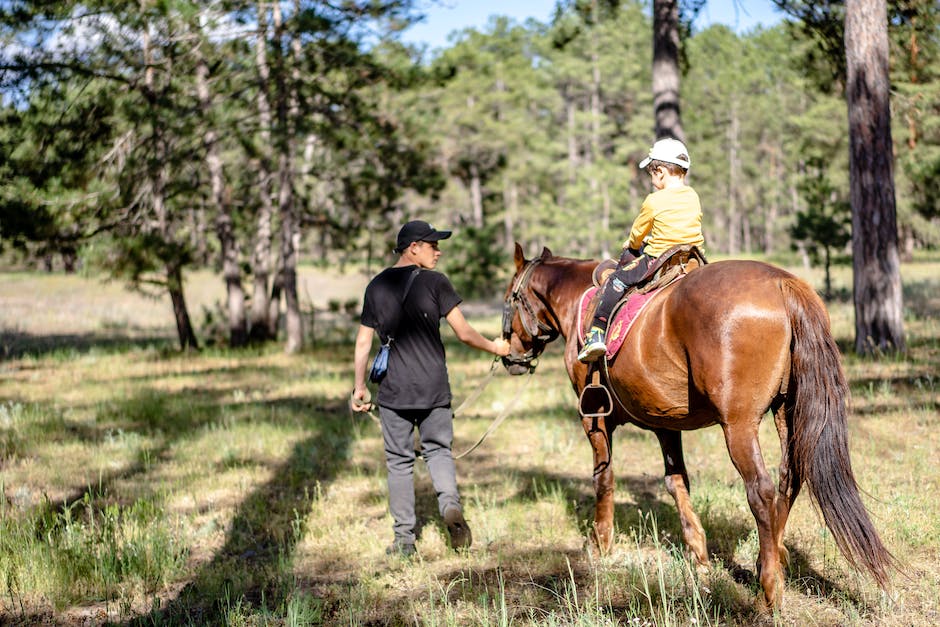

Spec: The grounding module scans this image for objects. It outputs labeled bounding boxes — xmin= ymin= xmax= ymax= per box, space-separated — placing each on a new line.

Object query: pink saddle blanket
xmin=577 ymin=286 xmax=662 ymax=360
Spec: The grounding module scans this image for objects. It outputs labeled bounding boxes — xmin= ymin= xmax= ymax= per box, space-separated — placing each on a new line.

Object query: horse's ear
xmin=540 ymin=246 xmax=552 ymax=261
xmin=514 ymin=242 xmax=525 ymax=270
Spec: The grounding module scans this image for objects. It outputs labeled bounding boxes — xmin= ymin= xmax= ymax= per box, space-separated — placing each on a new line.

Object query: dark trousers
xmin=589 ymin=254 xmax=652 ymax=330
xmin=379 ymin=405 xmax=460 ymax=545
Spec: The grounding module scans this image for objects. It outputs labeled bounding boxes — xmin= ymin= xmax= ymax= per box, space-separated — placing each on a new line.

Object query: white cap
xmin=638 ymin=138 xmax=691 ymax=171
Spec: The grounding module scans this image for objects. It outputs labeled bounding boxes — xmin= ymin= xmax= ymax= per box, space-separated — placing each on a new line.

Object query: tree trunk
xmin=652 ymin=0 xmax=684 ymax=141
xmin=469 ymin=163 xmax=484 ymax=228
xmin=268 ymin=259 xmax=283 ymax=339
xmin=845 ymin=0 xmax=905 ymax=354
xmin=144 ymin=23 xmax=196 ymax=352
xmin=727 ymin=98 xmax=740 ymax=255
xmin=502 ymin=181 xmax=516 ymax=249
xmin=167 ymin=261 xmax=199 ymax=351
xmin=566 ymin=90 xmax=578 ymax=181
xmin=275 ymin=1 xmax=303 ymax=353
xmin=249 ymin=2 xmax=276 ymax=343
xmin=764 ymin=142 xmax=779 ymax=255
xmin=589 ymin=7 xmax=610 ymax=258
xmin=194 ymin=25 xmax=247 ymax=348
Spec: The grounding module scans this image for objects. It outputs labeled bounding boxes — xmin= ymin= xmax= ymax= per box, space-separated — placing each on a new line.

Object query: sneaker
xmin=443 ymin=507 xmax=472 ymax=550
xmin=577 ymin=328 xmax=607 ymax=363
xmin=385 ymin=541 xmax=416 ymax=558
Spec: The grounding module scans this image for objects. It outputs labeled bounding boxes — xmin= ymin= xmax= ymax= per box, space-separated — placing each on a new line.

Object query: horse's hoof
xmin=591 ymin=527 xmax=613 ymax=556
xmin=582 ymin=538 xmax=598 ymax=561
xmin=756 ymin=568 xmax=785 ymax=612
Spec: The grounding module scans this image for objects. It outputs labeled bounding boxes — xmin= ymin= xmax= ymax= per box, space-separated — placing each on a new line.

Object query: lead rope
xmin=351 ymin=356 xmax=528 ymax=458
xmin=453 ymin=365 xmax=534 ymax=459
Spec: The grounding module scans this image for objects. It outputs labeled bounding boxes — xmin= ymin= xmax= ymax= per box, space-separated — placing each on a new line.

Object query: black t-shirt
xmin=360 ymin=265 xmax=462 ymax=410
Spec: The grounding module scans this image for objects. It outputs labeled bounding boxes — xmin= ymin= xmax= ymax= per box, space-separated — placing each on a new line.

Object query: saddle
xmin=592 ymin=244 xmax=708 ymax=291
xmin=578 ymin=245 xmax=707 ymax=421
xmin=581 ymin=244 xmax=708 ymax=360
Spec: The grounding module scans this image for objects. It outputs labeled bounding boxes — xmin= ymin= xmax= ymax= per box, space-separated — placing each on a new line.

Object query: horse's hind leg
xmin=722 ymin=421 xmax=785 ymax=609
xmin=581 ymin=414 xmax=615 ymax=554
xmin=772 ymin=399 xmax=801 ymax=570
xmin=653 ymin=429 xmax=708 ymax=569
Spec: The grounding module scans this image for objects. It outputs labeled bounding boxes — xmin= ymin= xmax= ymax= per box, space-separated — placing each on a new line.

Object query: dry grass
xmin=1 ymin=257 xmax=938 ymax=625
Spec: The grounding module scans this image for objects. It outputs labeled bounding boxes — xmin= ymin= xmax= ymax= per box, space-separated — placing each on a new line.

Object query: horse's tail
xmin=783 ymin=277 xmax=895 ymax=588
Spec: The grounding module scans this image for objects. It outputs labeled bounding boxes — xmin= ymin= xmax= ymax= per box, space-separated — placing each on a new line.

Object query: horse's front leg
xmin=581 ymin=413 xmax=615 ymax=553
xmin=653 ymin=428 xmax=709 ymax=569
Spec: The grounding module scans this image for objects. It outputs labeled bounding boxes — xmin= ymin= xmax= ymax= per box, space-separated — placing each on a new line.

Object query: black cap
xmin=395 ymin=220 xmax=452 ymax=253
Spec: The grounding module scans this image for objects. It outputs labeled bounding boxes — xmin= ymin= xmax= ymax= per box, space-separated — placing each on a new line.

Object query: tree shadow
xmin=3 ymin=374 xmax=356 ymax=625
xmin=124 ymin=396 xmax=356 ymax=624
xmin=0 ymin=330 xmax=174 ymax=361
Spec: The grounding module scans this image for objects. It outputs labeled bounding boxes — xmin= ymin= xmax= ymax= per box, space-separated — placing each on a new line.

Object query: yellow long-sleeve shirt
xmin=623 ymin=186 xmax=704 ymax=258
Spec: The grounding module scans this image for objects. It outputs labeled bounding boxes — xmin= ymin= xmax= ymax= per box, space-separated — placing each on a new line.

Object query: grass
xmin=1 ymin=257 xmax=939 ymax=625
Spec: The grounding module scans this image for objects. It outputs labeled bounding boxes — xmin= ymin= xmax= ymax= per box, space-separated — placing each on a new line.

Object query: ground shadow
xmin=3 ymin=373 xmax=356 ymax=625
xmin=124 ymin=395 xmax=356 ymax=624
xmin=1 ymin=330 xmax=174 ymax=361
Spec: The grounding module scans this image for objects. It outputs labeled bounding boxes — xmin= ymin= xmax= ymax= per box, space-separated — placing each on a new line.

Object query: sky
xmin=402 ymin=0 xmax=783 ymax=52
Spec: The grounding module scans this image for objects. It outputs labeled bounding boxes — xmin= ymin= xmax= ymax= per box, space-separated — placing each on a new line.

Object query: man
xmin=351 ymin=219 xmax=510 ymax=557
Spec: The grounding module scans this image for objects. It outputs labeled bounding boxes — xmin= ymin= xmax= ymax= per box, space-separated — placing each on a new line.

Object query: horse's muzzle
xmin=501 ymin=355 xmax=536 ymax=376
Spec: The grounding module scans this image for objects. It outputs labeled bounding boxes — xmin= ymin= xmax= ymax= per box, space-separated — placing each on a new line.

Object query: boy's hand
xmin=619 ymin=247 xmax=639 ymax=266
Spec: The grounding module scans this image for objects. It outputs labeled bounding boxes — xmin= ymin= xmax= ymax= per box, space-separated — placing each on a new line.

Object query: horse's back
xmin=615 ymin=259 xmax=799 ymax=428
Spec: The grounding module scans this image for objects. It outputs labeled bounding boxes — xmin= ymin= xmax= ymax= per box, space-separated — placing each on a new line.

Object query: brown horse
xmin=500 ymin=243 xmax=894 ymax=608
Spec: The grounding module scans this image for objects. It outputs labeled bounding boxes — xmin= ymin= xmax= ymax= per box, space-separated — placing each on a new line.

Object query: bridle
xmin=501 ymin=258 xmax=559 ymax=372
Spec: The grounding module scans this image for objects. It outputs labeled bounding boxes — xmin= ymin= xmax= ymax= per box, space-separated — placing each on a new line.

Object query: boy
xmin=578 ymin=138 xmax=704 ymax=363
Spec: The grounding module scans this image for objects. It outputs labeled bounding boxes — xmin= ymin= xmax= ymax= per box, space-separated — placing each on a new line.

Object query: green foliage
xmin=790 ymin=170 xmax=851 ymax=263
xmin=789 ymin=158 xmax=851 ymax=298
xmin=2 ymin=0 xmax=940 ymax=343
xmin=439 ymin=223 xmax=506 ymax=299
xmin=891 ymin=0 xmax=940 ymax=246
xmin=0 ymin=80 xmax=118 ymax=267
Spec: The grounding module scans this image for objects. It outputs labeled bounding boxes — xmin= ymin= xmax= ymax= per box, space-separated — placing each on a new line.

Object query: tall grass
xmin=1 ymin=258 xmax=939 ymax=625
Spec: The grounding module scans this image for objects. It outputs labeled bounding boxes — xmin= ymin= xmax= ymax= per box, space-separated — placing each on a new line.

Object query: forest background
xmin=1 ymin=0 xmax=937 ymax=353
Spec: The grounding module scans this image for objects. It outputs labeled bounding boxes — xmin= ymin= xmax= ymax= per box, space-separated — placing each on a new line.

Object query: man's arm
xmin=351 ymin=324 xmax=375 ymax=411
xmin=445 ymin=306 xmax=510 ymax=356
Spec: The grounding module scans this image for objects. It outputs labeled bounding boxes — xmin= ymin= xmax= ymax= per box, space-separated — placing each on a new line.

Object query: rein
xmin=501 ymin=258 xmax=558 ymax=371
xmin=453 ymin=366 xmax=534 ymax=458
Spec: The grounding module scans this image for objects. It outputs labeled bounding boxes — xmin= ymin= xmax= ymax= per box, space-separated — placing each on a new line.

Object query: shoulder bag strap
xmin=384 ymin=268 xmax=420 ymax=344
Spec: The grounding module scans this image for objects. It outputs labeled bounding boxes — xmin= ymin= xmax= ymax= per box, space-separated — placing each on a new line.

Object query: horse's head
xmin=500 ymin=243 xmax=560 ymax=375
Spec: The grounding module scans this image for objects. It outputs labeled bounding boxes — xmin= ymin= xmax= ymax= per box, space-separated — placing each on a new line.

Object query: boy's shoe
xmin=578 ymin=328 xmax=607 ymax=363
xmin=443 ymin=507 xmax=472 ymax=550
xmin=385 ymin=541 xmax=416 ymax=558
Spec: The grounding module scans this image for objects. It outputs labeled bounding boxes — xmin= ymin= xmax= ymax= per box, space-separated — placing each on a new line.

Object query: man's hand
xmin=491 ymin=337 xmax=511 ymax=356
xmin=350 ymin=385 xmax=373 ymax=413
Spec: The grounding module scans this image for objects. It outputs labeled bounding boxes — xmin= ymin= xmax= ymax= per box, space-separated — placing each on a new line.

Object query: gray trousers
xmin=379 ymin=405 xmax=461 ymax=545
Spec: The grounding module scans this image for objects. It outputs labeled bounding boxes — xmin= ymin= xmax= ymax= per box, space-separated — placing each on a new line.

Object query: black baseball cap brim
xmin=395 ymin=220 xmax=452 ymax=252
